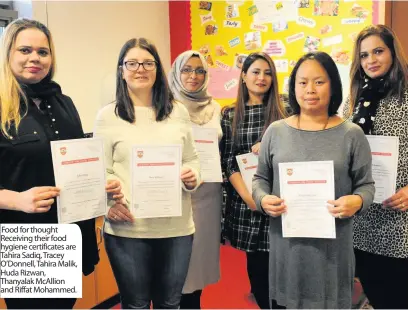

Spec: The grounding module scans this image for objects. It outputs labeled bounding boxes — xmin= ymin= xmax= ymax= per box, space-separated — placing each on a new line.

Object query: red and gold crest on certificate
xmin=286 ymin=168 xmax=293 ymax=176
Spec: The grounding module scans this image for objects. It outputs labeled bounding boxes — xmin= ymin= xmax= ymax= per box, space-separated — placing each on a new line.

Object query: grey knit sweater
xmin=253 ymin=119 xmax=375 ymax=309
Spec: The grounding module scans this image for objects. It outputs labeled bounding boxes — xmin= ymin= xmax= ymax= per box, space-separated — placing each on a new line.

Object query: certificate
xmin=236 ymin=152 xmax=258 ymax=194
xmin=131 ymin=145 xmax=182 ymax=218
xmin=366 ymin=135 xmax=399 ymax=203
xmin=279 ymin=161 xmax=336 ymax=239
xmin=192 ymin=127 xmax=222 ymax=183
xmin=51 ymin=138 xmax=107 ymax=224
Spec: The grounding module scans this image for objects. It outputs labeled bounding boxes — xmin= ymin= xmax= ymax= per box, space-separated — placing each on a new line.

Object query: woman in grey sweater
xmin=252 ymin=52 xmax=375 ymax=309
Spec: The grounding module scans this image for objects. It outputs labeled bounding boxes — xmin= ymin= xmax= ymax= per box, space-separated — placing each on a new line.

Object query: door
xmin=385 ymin=1 xmax=408 ymax=57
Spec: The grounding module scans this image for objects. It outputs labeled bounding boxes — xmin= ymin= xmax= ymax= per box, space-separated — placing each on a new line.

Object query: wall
xmin=169 ymin=1 xmax=191 ymax=63
xmin=31 ymin=1 xmax=170 ymax=132
xmin=12 ymin=0 xmax=32 ymax=18
xmin=378 ymin=0 xmax=385 ymax=24
xmin=169 ymin=1 xmax=386 ymax=110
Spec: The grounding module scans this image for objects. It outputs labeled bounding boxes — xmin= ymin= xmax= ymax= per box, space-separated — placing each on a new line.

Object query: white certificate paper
xmin=279 ymin=161 xmax=336 ymax=239
xmin=51 ymin=138 xmax=107 ymax=224
xmin=236 ymin=152 xmax=258 ymax=194
xmin=131 ymin=145 xmax=182 ymax=218
xmin=192 ymin=127 xmax=222 ymax=183
xmin=366 ymin=135 xmax=399 ymax=203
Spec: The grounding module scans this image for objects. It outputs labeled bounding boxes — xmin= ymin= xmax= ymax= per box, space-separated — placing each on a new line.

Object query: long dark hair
xmin=231 ymin=52 xmax=286 ymax=144
xmin=348 ymin=25 xmax=408 ymax=116
xmin=115 ymin=38 xmax=173 ymax=123
xmin=288 ymin=52 xmax=343 ymax=116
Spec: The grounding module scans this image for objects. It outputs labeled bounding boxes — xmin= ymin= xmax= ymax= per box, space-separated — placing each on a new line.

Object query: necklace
xmin=297 ymin=115 xmax=330 ymax=130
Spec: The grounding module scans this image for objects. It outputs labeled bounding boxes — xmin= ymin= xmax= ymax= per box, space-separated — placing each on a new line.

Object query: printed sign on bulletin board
xmin=191 ymin=0 xmax=376 ymax=105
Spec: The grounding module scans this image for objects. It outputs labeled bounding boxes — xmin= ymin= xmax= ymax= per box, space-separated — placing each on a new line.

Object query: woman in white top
xmin=94 ymin=38 xmax=201 ymax=309
xmin=169 ymin=50 xmax=222 ymax=309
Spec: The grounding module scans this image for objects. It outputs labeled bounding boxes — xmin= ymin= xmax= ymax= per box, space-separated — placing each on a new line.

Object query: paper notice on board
xmin=200 ymin=12 xmax=215 ymax=25
xmin=286 ymin=32 xmax=305 ymax=44
xmin=225 ymin=79 xmax=238 ymax=91
xmin=341 ymin=18 xmax=364 ymax=25
xmin=229 ymin=36 xmax=241 ymax=48
xmin=314 ymin=0 xmax=339 ymax=16
xmin=304 ymin=36 xmax=320 ymax=52
xmin=244 ymin=31 xmax=262 ymax=50
xmin=263 ymin=40 xmax=286 ymax=57
xmin=253 ymin=1 xmax=298 ymax=24
xmin=323 ymin=34 xmax=343 ymax=47
xmin=227 ymin=0 xmax=245 ymax=5
xmin=272 ymin=20 xmax=288 ymax=32
xmin=248 ymin=4 xmax=258 ymax=16
xmin=208 ymin=68 xmax=240 ymax=99
xmin=226 ymin=4 xmax=240 ymax=18
xmin=275 ymin=59 xmax=289 ymax=73
xmin=296 ymin=16 xmax=316 ymax=28
xmin=224 ymin=20 xmax=241 ymax=28
xmin=250 ymin=23 xmax=268 ymax=32
xmin=215 ymin=60 xmax=231 ymax=71
xmin=234 ymin=54 xmax=248 ymax=70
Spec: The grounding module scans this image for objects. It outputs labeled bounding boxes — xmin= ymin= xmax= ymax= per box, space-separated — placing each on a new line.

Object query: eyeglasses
xmin=180 ymin=68 xmax=207 ymax=76
xmin=123 ymin=60 xmax=157 ymax=72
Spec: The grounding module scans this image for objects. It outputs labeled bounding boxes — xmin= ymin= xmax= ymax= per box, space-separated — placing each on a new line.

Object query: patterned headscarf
xmin=169 ymin=50 xmax=215 ymax=125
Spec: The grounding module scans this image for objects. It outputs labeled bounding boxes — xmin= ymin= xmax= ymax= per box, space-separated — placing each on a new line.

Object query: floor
xmin=113 ymin=244 xmax=370 ymax=309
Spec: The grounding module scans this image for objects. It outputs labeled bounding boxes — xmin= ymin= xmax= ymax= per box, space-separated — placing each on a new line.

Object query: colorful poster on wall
xmin=191 ymin=0 xmax=376 ymax=104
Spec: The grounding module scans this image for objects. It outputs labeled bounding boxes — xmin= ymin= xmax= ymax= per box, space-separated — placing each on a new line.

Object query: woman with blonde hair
xmin=221 ymin=52 xmax=286 ymax=309
xmin=345 ymin=24 xmax=408 ymax=309
xmin=0 ymin=18 xmax=121 ymax=309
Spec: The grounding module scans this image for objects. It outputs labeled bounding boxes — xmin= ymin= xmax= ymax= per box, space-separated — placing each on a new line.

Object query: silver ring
xmin=338 ymin=214 xmax=342 ymax=219
xmin=114 ymin=215 xmax=117 ymax=220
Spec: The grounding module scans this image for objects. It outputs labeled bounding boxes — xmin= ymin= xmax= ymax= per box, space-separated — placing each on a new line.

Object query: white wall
xmin=32 ymin=1 xmax=170 ymax=132
xmin=12 ymin=0 xmax=32 ymax=18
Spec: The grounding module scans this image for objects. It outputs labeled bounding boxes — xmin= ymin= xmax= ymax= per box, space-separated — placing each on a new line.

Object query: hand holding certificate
xmin=51 ymin=138 xmax=107 ymax=224
xmin=181 ymin=167 xmax=198 ymax=189
xmin=327 ymin=194 xmax=363 ymax=219
xmin=279 ymin=161 xmax=336 ymax=239
xmin=260 ymin=195 xmax=286 ymax=217
xmin=107 ymin=200 xmax=134 ymax=223
xmin=131 ymin=145 xmax=182 ymax=218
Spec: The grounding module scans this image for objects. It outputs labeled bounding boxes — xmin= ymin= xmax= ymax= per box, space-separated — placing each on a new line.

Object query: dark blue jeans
xmin=104 ymin=233 xmax=193 ymax=309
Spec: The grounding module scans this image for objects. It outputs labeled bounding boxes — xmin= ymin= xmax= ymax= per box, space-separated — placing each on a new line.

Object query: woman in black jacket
xmin=0 ymin=18 xmax=122 ymax=309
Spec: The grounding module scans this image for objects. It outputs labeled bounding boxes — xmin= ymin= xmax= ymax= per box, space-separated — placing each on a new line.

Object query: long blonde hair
xmin=348 ymin=25 xmax=408 ymax=117
xmin=0 ymin=18 xmax=56 ymax=138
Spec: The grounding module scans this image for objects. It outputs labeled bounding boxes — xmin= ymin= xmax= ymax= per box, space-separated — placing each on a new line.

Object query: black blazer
xmin=0 ymin=90 xmax=99 ymax=276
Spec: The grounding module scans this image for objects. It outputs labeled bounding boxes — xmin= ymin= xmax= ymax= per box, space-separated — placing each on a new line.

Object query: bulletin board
xmin=191 ymin=0 xmax=377 ymax=107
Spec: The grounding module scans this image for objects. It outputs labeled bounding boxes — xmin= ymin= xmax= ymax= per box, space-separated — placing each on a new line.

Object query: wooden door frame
xmin=384 ymin=1 xmax=392 ymax=27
